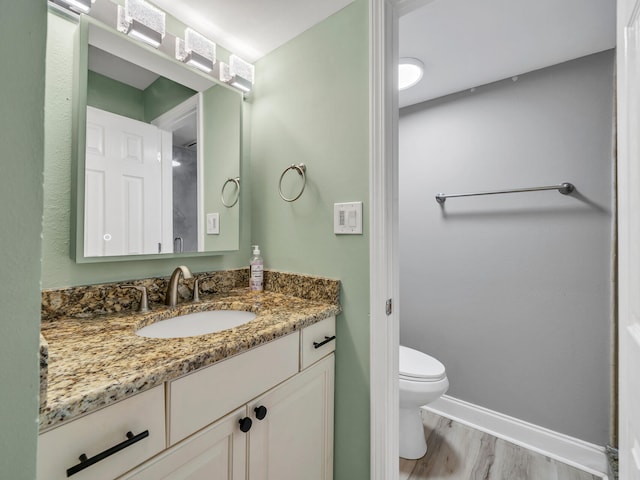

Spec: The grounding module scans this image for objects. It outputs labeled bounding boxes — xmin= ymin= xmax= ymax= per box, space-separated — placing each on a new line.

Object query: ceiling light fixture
xmin=398 ymin=58 xmax=424 ymax=91
xmin=220 ymin=55 xmax=255 ymax=94
xmin=117 ymin=0 xmax=166 ymax=49
xmin=176 ymin=28 xmax=216 ymax=74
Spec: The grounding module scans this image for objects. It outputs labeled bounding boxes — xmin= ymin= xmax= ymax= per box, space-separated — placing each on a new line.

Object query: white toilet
xmin=399 ymin=345 xmax=449 ymax=459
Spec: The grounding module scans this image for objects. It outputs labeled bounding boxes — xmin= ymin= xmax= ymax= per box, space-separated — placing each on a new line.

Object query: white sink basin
xmin=136 ymin=310 xmax=257 ymax=339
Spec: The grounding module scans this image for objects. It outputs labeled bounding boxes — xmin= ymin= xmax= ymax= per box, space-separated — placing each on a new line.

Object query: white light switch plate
xmin=206 ymin=213 xmax=220 ymax=234
xmin=334 ymin=202 xmax=363 ymax=234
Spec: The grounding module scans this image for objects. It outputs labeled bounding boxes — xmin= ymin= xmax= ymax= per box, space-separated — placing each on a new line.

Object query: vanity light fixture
xmin=117 ymin=0 xmax=166 ymax=49
xmin=176 ymin=28 xmax=216 ymax=74
xmin=49 ymin=0 xmax=94 ymax=14
xmin=220 ymin=55 xmax=255 ymax=93
xmin=398 ymin=57 xmax=424 ymax=91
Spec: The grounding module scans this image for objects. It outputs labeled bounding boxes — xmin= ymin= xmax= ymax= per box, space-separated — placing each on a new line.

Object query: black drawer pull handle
xmin=313 ymin=335 xmax=336 ymax=349
xmin=66 ymin=430 xmax=149 ymax=477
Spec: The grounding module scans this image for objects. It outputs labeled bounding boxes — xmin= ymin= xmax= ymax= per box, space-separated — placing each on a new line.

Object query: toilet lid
xmin=399 ymin=346 xmax=446 ymax=381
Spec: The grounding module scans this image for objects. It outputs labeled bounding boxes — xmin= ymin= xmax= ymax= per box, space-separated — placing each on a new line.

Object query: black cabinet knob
xmin=254 ymin=405 xmax=268 ymax=420
xmin=239 ymin=417 xmax=252 ymax=433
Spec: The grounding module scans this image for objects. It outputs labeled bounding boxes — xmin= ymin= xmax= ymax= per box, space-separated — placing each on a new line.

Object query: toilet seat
xmin=399 ymin=345 xmax=446 ymax=382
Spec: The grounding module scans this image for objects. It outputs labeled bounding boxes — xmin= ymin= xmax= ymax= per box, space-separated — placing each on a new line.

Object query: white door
xmin=248 ymin=355 xmax=334 ymax=480
xmin=618 ymin=0 xmax=640 ymax=478
xmin=85 ymin=106 xmax=163 ymax=256
xmin=120 ymin=406 xmax=247 ymax=480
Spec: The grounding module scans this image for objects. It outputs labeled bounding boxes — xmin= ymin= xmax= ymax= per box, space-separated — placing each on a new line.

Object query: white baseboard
xmin=424 ymin=395 xmax=609 ymax=479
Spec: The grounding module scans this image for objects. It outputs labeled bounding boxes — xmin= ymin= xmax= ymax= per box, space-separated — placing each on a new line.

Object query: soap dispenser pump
xmin=250 ymin=245 xmax=263 ymax=292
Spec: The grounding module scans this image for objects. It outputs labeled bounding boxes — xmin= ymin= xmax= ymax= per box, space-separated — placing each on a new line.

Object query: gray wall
xmin=399 ymin=50 xmax=615 ymax=445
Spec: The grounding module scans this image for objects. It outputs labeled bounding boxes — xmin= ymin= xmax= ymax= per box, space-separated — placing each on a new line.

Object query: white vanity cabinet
xmin=38 ymin=385 xmax=166 ymax=480
xmin=39 ymin=316 xmax=336 ymax=480
xmin=126 ymin=316 xmax=336 ymax=480
xmin=122 ymin=355 xmax=334 ymax=480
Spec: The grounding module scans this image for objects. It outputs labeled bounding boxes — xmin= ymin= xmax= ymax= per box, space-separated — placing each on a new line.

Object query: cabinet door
xmin=248 ymin=354 xmax=334 ymax=480
xmin=121 ymin=407 xmax=247 ymax=480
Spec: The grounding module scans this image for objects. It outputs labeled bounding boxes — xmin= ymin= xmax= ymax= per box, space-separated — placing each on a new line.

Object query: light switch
xmin=334 ymin=202 xmax=363 ymax=234
xmin=206 ymin=213 xmax=220 ymax=235
xmin=348 ymin=211 xmax=357 ymax=227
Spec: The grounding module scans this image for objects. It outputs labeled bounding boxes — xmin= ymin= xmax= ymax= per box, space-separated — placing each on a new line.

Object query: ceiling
xmin=90 ymin=0 xmax=615 ymax=109
xmin=149 ymin=0 xmax=355 ymax=63
xmin=399 ymin=0 xmax=616 ymax=108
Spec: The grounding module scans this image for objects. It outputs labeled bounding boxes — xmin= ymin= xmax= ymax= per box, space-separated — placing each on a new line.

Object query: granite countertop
xmin=39 ymin=287 xmax=341 ymax=432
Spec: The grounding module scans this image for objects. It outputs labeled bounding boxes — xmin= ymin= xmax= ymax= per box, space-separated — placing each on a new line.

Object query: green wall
xmin=87 ymin=70 xmax=197 ymax=123
xmin=0 ymin=1 xmax=46 ymax=478
xmin=143 ymin=76 xmax=196 ymax=122
xmin=43 ymin=3 xmax=370 ymax=479
xmin=87 ymin=70 xmax=145 ymax=121
xmin=202 ymin=85 xmax=242 ymax=252
xmin=43 ymin=13 xmax=251 ymax=288
xmin=249 ymin=1 xmax=370 ymax=478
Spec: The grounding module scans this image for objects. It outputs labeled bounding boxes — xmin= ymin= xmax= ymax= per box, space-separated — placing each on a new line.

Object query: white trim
xmin=150 ymin=95 xmax=198 ymax=128
xmin=424 ymin=395 xmax=609 ymax=479
xmin=196 ymin=93 xmax=205 ymax=252
xmin=617 ymin=0 xmax=640 ymax=478
xmin=369 ymin=0 xmax=400 ymax=479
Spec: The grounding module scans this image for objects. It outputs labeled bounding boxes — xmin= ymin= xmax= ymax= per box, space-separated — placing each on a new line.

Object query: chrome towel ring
xmin=278 ymin=163 xmax=306 ymax=202
xmin=221 ymin=177 xmax=240 ymax=207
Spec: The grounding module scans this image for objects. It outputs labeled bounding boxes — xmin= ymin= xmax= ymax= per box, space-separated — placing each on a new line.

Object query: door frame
xmin=616 ymin=0 xmax=640 ymax=477
xmin=369 ymin=0 xmax=399 ymax=478
xmin=369 ymin=1 xmax=435 ymax=478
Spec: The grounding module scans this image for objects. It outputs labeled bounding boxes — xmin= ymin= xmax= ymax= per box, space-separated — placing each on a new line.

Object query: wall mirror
xmin=73 ymin=15 xmax=242 ymax=262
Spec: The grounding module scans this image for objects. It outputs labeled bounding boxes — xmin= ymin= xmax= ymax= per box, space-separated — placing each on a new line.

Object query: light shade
xmin=117 ymin=0 xmax=166 ymax=49
xmin=176 ymin=28 xmax=216 ymax=73
xmin=230 ymin=55 xmax=255 ymax=85
xmin=50 ymin=0 xmax=92 ymax=14
xmin=220 ymin=56 xmax=255 ymax=93
xmin=399 ymin=58 xmax=424 ymax=91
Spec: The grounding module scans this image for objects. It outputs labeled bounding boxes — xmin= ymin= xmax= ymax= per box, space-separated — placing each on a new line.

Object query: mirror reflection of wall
xmin=88 ymin=46 xmax=196 ymax=124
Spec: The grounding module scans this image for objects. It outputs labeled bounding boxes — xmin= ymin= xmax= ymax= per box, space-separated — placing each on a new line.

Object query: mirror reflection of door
xmin=85 ymin=106 xmax=168 ymax=256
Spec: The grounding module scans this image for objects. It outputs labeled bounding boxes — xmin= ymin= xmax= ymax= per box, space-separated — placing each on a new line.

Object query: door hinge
xmin=385 ymin=298 xmax=393 ymax=316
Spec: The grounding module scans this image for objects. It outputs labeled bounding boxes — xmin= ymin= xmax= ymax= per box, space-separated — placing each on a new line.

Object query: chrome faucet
xmin=165 ymin=265 xmax=193 ymax=307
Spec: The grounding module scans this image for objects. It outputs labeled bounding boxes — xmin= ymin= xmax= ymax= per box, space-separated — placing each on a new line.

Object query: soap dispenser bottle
xmin=250 ymin=245 xmax=263 ymax=292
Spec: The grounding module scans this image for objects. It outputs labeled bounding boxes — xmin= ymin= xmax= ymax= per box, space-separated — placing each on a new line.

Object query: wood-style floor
xmin=400 ymin=410 xmax=603 ymax=480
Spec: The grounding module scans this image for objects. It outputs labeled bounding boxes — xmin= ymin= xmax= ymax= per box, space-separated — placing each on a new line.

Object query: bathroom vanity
xmin=38 ymin=272 xmax=340 ymax=480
